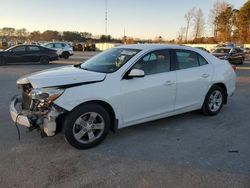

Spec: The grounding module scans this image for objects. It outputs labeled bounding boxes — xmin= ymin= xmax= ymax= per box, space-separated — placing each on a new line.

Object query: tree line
xmin=177 ymin=0 xmax=250 ymax=44
xmin=0 ymin=28 xmax=117 ymax=43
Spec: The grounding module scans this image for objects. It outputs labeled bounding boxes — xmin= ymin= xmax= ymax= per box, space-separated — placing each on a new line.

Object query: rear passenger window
xmin=29 ymin=46 xmax=40 ymax=51
xmin=198 ymin=55 xmax=208 ymax=66
xmin=176 ymin=50 xmax=199 ymax=70
xmin=55 ymin=43 xmax=63 ymax=48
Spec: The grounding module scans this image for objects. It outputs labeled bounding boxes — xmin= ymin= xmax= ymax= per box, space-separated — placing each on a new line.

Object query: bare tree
xmin=193 ymin=8 xmax=205 ymax=42
xmin=177 ymin=27 xmax=187 ymax=44
xmin=209 ymin=0 xmax=228 ymax=38
xmin=184 ymin=7 xmax=196 ymax=43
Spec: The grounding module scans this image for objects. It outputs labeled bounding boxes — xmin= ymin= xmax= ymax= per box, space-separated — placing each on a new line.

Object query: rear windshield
xmin=213 ymin=48 xmax=231 ymax=53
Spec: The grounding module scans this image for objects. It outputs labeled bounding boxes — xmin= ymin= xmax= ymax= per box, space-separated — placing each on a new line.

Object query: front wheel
xmin=64 ymin=103 xmax=110 ymax=149
xmin=40 ymin=56 xmax=49 ymax=64
xmin=62 ymin=52 xmax=70 ymax=59
xmin=202 ymin=85 xmax=225 ymax=116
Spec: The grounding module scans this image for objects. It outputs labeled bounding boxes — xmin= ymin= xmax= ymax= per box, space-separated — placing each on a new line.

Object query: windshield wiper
xmin=81 ymin=67 xmax=89 ymax=71
xmin=74 ymin=64 xmax=89 ymax=71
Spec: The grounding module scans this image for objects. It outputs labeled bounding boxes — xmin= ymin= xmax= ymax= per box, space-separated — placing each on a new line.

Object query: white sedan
xmin=10 ymin=44 xmax=236 ymax=149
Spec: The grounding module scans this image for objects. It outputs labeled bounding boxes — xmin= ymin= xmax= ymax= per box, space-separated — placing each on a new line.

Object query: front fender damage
xmin=10 ymin=94 xmax=67 ymax=137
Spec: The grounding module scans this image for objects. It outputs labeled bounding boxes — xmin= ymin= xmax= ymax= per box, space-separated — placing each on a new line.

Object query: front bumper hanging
xmin=10 ymin=95 xmax=31 ymax=128
xmin=10 ymin=95 xmax=64 ymax=137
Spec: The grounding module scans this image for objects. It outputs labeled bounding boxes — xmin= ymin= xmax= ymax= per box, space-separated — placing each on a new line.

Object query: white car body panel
xmin=17 ymin=66 xmax=106 ymax=88
xmin=16 ymin=44 xmax=236 ymax=130
xmin=120 ymin=71 xmax=176 ymax=126
xmin=175 ymin=64 xmax=213 ymax=110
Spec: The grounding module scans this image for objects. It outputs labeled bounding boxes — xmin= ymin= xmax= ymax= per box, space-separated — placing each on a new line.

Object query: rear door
xmin=174 ymin=49 xmax=213 ymax=110
xmin=55 ymin=43 xmax=64 ymax=55
xmin=26 ymin=46 xmax=41 ymax=62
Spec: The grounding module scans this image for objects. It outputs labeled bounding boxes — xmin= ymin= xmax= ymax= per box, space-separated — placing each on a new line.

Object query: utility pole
xmin=105 ymin=0 xmax=108 ymax=36
xmin=123 ymin=28 xmax=126 ymax=38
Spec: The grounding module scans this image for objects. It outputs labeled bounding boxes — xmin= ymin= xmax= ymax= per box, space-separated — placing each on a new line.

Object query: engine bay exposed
xmin=17 ymin=83 xmax=66 ymax=137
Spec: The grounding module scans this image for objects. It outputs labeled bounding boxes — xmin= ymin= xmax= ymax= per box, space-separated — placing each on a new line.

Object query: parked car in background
xmin=84 ymin=43 xmax=96 ymax=51
xmin=212 ymin=47 xmax=245 ymax=64
xmin=43 ymin=42 xmax=73 ymax=59
xmin=0 ymin=45 xmax=58 ymax=65
xmin=73 ymin=43 xmax=84 ymax=51
xmin=10 ymin=44 xmax=236 ymax=149
xmin=195 ymin=47 xmax=210 ymax=53
xmin=243 ymin=47 xmax=250 ymax=55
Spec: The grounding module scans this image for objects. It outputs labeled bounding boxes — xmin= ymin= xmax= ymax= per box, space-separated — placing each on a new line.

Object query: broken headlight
xmin=31 ymin=88 xmax=64 ymax=103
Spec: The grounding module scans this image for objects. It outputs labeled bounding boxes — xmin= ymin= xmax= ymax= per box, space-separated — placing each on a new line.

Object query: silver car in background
xmin=43 ymin=42 xmax=73 ymax=59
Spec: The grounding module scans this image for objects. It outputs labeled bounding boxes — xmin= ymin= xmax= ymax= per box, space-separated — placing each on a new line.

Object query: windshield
xmin=80 ymin=48 xmax=140 ymax=73
xmin=4 ymin=46 xmax=16 ymax=51
xmin=213 ymin=48 xmax=231 ymax=54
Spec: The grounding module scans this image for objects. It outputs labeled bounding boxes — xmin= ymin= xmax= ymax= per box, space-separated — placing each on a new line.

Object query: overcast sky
xmin=0 ymin=0 xmax=246 ymax=39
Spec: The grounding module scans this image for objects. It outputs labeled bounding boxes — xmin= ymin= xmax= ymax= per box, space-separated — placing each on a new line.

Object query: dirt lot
xmin=0 ymin=52 xmax=250 ymax=188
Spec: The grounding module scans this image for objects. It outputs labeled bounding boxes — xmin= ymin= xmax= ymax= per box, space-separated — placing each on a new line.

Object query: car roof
xmin=45 ymin=42 xmax=67 ymax=44
xmin=116 ymin=44 xmax=199 ymax=51
xmin=8 ymin=44 xmax=41 ymax=48
xmin=215 ymin=47 xmax=232 ymax=50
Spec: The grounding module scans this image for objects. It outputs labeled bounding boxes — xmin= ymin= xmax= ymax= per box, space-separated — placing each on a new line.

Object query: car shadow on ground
xmin=1 ymin=61 xmax=73 ymax=66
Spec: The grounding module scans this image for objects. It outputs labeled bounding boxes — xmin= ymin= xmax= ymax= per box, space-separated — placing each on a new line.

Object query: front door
xmin=120 ymin=49 xmax=177 ymax=126
xmin=7 ymin=45 xmax=27 ymax=63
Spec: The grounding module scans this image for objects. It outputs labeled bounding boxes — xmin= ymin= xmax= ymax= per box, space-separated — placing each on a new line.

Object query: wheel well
xmin=62 ymin=51 xmax=70 ymax=55
xmin=77 ymin=100 xmax=117 ymax=132
xmin=212 ymin=83 xmax=228 ymax=104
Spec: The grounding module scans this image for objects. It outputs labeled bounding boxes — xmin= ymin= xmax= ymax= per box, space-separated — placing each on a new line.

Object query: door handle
xmin=201 ymin=74 xmax=210 ymax=78
xmin=164 ymin=81 xmax=175 ymax=86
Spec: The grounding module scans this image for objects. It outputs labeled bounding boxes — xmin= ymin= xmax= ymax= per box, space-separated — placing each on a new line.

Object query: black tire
xmin=239 ymin=57 xmax=244 ymax=65
xmin=64 ymin=103 xmax=110 ymax=149
xmin=202 ymin=85 xmax=225 ymax=116
xmin=62 ymin=52 xmax=70 ymax=59
xmin=40 ymin=56 xmax=49 ymax=64
xmin=0 ymin=57 xmax=6 ymax=65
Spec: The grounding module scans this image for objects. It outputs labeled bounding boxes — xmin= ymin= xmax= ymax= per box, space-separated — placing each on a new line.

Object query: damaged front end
xmin=10 ymin=83 xmax=67 ymax=137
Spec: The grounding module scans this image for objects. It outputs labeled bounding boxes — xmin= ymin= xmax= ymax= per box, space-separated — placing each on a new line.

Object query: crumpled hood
xmin=17 ymin=65 xmax=106 ymax=88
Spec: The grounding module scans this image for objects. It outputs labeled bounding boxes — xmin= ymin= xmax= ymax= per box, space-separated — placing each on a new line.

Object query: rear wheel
xmin=62 ymin=52 xmax=70 ymax=59
xmin=202 ymin=85 xmax=225 ymax=116
xmin=64 ymin=103 xmax=110 ymax=149
xmin=40 ymin=56 xmax=49 ymax=64
xmin=239 ymin=57 xmax=244 ymax=65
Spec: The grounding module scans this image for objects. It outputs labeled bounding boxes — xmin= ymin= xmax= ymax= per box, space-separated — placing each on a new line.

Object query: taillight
xmin=231 ymin=64 xmax=236 ymax=71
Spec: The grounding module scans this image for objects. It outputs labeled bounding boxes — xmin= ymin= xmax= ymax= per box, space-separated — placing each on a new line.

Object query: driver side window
xmin=133 ymin=50 xmax=170 ymax=76
xmin=12 ymin=46 xmax=26 ymax=52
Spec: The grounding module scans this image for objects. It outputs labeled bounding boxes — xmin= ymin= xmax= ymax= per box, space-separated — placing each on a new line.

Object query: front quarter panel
xmin=53 ymin=75 xmax=122 ymax=122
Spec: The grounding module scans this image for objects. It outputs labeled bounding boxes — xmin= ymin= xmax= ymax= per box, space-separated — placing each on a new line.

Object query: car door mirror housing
xmin=128 ymin=68 xmax=145 ymax=78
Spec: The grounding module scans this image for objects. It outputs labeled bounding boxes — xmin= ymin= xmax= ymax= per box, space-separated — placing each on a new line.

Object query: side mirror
xmin=128 ymin=68 xmax=145 ymax=78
